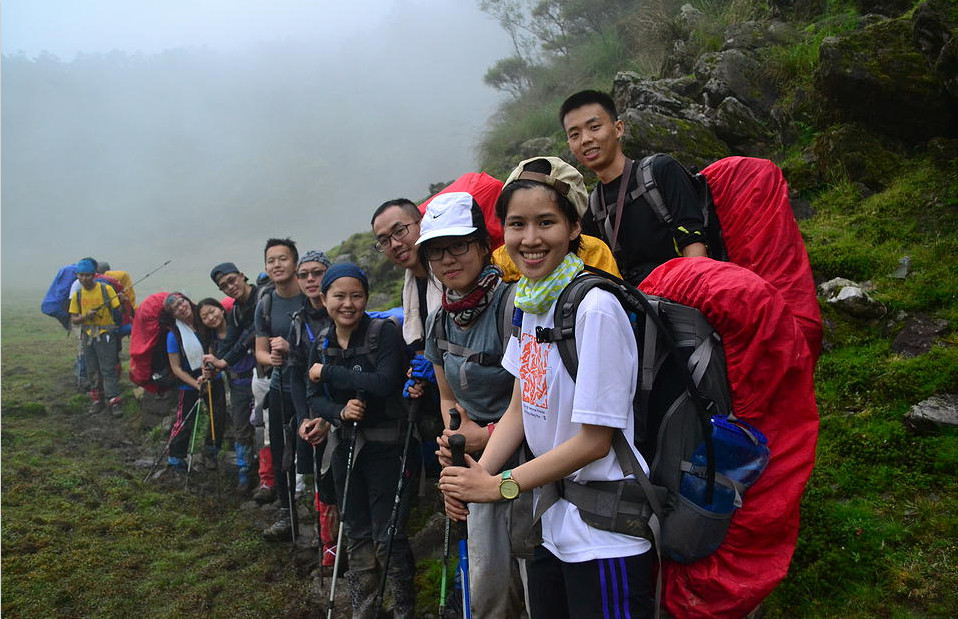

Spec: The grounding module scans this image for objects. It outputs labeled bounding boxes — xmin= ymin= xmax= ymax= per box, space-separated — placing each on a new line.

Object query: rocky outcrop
xmin=815 ymin=11 xmax=958 ymax=142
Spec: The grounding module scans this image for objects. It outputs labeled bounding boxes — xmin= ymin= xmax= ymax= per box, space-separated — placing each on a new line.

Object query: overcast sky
xmin=1 ymin=0 xmax=513 ymax=300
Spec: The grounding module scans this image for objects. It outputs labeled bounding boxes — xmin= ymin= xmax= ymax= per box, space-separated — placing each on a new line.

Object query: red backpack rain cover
xmin=419 ymin=172 xmax=504 ymax=249
xmin=702 ymin=156 xmax=822 ymax=359
xmin=641 ymin=259 xmax=819 ymax=617
xmin=129 ymin=292 xmax=170 ymax=393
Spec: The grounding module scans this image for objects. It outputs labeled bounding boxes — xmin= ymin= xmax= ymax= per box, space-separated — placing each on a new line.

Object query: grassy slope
xmin=1 ymin=298 xmax=317 ymax=617
xmin=473 ymin=1 xmax=958 ymax=616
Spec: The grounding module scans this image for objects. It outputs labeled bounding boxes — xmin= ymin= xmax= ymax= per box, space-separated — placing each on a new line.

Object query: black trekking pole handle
xmin=449 ymin=435 xmax=467 ymax=474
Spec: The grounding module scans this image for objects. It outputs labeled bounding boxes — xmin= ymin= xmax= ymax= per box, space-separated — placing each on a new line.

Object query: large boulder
xmin=694 ymin=48 xmax=780 ymax=115
xmin=619 ymin=107 xmax=730 ymax=170
xmin=713 ymin=96 xmax=775 ymax=156
xmin=815 ymin=17 xmax=958 ymax=141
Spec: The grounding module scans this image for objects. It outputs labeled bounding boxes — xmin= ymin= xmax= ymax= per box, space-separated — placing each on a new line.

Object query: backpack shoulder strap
xmin=633 ymin=154 xmax=673 ymax=225
xmin=533 ymin=272 xmax=619 ymax=380
xmin=259 ymin=289 xmax=274 ymax=333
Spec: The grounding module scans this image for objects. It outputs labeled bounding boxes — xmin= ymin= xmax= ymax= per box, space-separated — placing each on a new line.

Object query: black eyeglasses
xmin=374 ymin=221 xmax=418 ymax=253
xmin=296 ymin=268 xmax=327 ymax=280
xmin=423 ymin=239 xmax=476 ymax=261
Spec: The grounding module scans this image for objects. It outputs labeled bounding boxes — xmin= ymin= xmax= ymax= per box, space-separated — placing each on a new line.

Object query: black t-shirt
xmin=583 ymin=155 xmax=706 ymax=285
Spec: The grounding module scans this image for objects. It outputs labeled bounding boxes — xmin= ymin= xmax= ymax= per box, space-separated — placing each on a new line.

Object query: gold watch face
xmin=499 ymin=478 xmax=520 ymax=500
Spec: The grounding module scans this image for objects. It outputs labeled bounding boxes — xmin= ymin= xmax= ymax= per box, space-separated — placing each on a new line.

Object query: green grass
xmin=1 ymin=297 xmax=449 ymax=616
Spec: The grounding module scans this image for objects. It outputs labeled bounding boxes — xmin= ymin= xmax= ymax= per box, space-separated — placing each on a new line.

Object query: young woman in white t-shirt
xmin=439 ymin=157 xmax=654 ymax=618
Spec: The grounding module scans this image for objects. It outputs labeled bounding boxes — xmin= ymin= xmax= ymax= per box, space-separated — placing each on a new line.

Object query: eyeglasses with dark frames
xmin=423 ymin=239 xmax=476 ymax=262
xmin=373 ymin=221 xmax=419 ymax=253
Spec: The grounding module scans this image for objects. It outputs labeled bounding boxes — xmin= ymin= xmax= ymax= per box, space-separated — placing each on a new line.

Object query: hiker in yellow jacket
xmin=69 ymin=258 xmax=123 ymax=415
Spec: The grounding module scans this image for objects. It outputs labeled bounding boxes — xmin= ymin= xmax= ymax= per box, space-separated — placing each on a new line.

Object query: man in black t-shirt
xmin=560 ymin=89 xmax=708 ymax=285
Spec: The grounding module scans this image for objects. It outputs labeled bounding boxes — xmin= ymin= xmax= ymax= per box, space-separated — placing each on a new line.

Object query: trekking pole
xmin=439 ymin=408 xmax=462 ymax=617
xmin=276 ymin=366 xmax=299 ymax=544
xmin=185 ymin=395 xmax=203 ymax=490
xmin=314 ymin=441 xmax=326 ymax=591
xmin=205 ymin=370 xmax=222 ymax=500
xmin=326 ymin=389 xmax=366 ymax=619
xmin=449 ymin=433 xmax=471 ymax=619
xmin=143 ymin=399 xmax=201 ymax=482
xmin=86 ymin=259 xmax=173 ymax=315
xmin=375 ymin=397 xmax=423 ymax=612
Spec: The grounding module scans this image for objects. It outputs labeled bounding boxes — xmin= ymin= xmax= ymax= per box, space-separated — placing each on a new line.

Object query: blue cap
xmin=321 ymin=262 xmax=369 ymax=294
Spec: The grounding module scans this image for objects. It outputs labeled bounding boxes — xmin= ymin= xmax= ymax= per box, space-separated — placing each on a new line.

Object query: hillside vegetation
xmin=331 ymin=0 xmax=958 ymax=614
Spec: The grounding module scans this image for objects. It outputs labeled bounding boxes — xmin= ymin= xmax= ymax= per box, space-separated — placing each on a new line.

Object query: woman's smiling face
xmin=321 ymin=277 xmax=367 ymax=330
xmin=503 ymin=186 xmax=581 ymax=281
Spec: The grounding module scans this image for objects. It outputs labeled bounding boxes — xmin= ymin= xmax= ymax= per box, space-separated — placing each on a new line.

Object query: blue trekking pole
xmin=439 ymin=408 xmax=462 ymax=616
xmin=449 ymin=433 xmax=471 ymax=619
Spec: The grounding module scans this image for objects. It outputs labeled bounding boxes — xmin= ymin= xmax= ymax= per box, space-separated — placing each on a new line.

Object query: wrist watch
xmin=499 ymin=470 xmax=520 ymax=500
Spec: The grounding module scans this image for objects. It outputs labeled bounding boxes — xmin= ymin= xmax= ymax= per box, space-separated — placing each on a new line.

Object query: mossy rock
xmin=815 ymin=17 xmax=958 ymax=141
xmin=620 ymin=108 xmax=730 ymax=169
xmin=812 ymin=123 xmax=904 ymax=190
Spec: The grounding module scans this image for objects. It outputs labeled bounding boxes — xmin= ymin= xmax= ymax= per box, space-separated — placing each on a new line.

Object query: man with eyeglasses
xmin=370 ymin=198 xmax=440 ymax=351
xmin=371 ymin=198 xmax=444 ymax=481
xmin=205 ymin=262 xmax=266 ymax=497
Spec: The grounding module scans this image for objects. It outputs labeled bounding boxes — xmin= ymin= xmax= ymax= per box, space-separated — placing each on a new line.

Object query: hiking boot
xmin=262 ymin=508 xmax=292 ymax=541
xmin=167 ymin=456 xmax=187 ymax=472
xmin=88 ymin=399 xmax=105 ymax=414
xmin=252 ymin=484 xmax=276 ymax=504
xmin=108 ymin=396 xmax=123 ymax=417
xmin=236 ymin=477 xmax=254 ymax=495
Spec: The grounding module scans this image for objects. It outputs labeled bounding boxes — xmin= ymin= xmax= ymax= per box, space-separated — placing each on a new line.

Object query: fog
xmin=1 ymin=0 xmax=512 ymax=300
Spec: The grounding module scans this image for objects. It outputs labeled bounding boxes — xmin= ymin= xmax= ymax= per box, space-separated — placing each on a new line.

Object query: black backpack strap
xmin=259 ymin=289 xmax=274 ymax=334
xmin=534 ymin=271 xmax=622 ymax=380
xmin=634 ymin=154 xmax=672 ymax=225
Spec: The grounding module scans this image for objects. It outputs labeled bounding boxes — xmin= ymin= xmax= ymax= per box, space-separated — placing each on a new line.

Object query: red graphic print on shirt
xmin=519 ymin=333 xmax=549 ymax=409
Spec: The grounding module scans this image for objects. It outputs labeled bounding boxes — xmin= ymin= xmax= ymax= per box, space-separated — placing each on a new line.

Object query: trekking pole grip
xmin=449 ymin=434 xmax=466 ymax=468
xmin=449 ymin=408 xmax=461 ymax=432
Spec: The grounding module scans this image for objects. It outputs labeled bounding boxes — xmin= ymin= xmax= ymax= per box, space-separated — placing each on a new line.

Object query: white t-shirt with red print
xmin=503 ymin=286 xmax=652 ymax=562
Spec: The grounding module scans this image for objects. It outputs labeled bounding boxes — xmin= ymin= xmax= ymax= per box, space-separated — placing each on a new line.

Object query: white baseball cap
xmin=416 ymin=192 xmax=483 ymax=245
